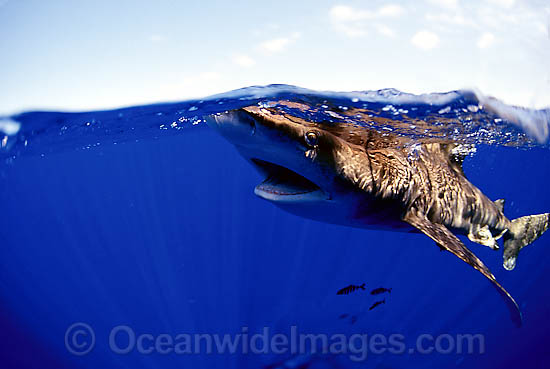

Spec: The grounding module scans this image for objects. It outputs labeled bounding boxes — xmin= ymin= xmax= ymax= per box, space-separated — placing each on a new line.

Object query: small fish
xmin=336 ymin=283 xmax=366 ymax=295
xmin=350 ymin=315 xmax=358 ymax=324
xmin=338 ymin=313 xmax=349 ymax=319
xmin=369 ymin=299 xmax=385 ymax=311
xmin=370 ymin=287 xmax=392 ymax=295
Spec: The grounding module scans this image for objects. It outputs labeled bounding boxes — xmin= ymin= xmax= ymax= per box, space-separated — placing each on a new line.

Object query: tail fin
xmin=360 ymin=283 xmax=366 ymax=290
xmin=503 ymin=213 xmax=550 ymax=270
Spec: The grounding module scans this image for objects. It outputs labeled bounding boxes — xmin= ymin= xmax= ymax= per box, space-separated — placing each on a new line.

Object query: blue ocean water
xmin=1 ymin=85 xmax=549 ymax=368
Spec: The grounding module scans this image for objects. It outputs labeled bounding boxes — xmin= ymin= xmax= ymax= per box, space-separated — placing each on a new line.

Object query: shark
xmin=206 ymin=101 xmax=550 ymax=326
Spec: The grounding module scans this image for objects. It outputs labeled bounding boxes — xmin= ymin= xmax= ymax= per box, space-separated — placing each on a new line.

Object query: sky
xmin=0 ymin=0 xmax=549 ymax=113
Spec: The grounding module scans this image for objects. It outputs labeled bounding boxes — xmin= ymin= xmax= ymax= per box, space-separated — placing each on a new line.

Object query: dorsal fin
xmin=494 ymin=199 xmax=505 ymax=212
xmin=444 ymin=143 xmax=476 ymax=175
xmin=437 ymin=143 xmax=465 ymax=174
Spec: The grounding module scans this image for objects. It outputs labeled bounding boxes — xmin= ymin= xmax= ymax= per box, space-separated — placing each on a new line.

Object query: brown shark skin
xmin=242 ymin=105 xmax=511 ymax=239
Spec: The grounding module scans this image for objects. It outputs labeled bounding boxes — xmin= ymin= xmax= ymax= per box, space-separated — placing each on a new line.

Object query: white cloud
xmin=376 ymin=24 xmax=396 ymax=37
xmin=426 ymin=0 xmax=459 ymax=10
xmin=411 ymin=30 xmax=440 ymax=49
xmin=477 ymin=32 xmax=495 ymax=48
xmin=329 ymin=5 xmax=373 ymax=22
xmin=426 ymin=0 xmax=546 ymax=37
xmin=231 ymin=54 xmax=256 ymax=68
xmin=329 ymin=4 xmax=404 ymax=21
xmin=486 ymin=0 xmax=516 ymax=8
xmin=425 ymin=13 xmax=473 ymax=27
xmin=329 ymin=4 xmax=405 ymax=38
xmin=260 ymin=38 xmax=290 ymax=53
xmin=534 ymin=22 xmax=547 ymax=36
xmin=377 ymin=4 xmax=405 ymax=17
xmin=329 ymin=6 xmax=368 ymax=37
xmin=259 ymin=33 xmax=300 ymax=53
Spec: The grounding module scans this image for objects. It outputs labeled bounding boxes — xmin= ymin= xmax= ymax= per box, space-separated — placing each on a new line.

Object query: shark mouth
xmin=251 ymin=159 xmax=328 ymax=202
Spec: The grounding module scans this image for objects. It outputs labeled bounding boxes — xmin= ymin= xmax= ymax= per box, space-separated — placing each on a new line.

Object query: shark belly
xmin=261 ymin=190 xmax=414 ymax=232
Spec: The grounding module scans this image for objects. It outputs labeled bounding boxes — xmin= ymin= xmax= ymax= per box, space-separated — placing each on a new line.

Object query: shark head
xmin=206 ymin=105 xmax=337 ymax=202
xmin=206 ymin=103 xmax=383 ymax=225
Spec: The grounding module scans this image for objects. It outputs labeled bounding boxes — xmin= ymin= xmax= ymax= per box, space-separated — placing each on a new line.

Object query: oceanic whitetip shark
xmin=206 ymin=101 xmax=549 ymax=326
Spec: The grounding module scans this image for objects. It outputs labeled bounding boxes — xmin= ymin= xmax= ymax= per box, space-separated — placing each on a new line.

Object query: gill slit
xmin=365 ymin=138 xmax=377 ymax=195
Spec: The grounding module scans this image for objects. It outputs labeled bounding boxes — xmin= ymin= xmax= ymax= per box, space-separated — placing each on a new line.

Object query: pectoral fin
xmin=403 ymin=210 xmax=522 ymax=327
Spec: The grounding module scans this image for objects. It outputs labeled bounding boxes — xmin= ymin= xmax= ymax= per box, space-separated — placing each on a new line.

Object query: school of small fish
xmin=336 ymin=283 xmax=392 ymax=323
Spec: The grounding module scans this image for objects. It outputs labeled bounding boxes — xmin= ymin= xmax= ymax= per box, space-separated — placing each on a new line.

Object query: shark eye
xmin=305 ymin=131 xmax=318 ymax=147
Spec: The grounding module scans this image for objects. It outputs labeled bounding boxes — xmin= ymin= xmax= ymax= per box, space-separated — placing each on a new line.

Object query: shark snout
xmin=205 ymin=111 xmax=256 ymax=143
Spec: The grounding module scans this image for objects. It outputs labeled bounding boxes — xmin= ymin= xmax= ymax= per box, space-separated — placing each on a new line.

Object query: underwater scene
xmin=1 ymin=84 xmax=550 ymax=368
